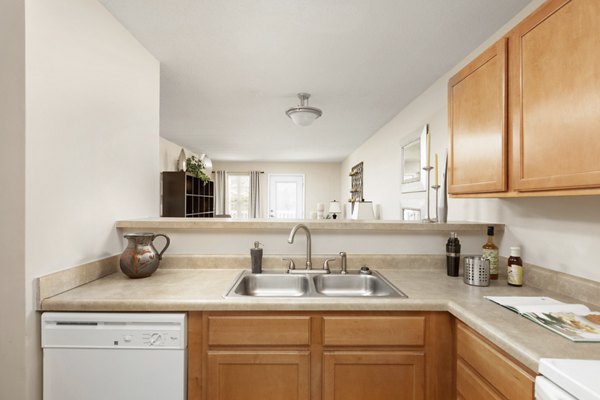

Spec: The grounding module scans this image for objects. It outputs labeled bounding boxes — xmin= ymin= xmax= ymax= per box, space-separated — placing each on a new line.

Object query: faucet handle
xmin=283 ymin=258 xmax=295 ymax=271
xmin=323 ymin=258 xmax=336 ymax=272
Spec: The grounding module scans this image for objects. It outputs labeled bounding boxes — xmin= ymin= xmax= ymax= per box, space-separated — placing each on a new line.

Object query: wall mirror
xmin=400 ymin=198 xmax=426 ymax=221
xmin=400 ymin=125 xmax=428 ymax=193
xmin=402 ymin=208 xmax=422 ymax=221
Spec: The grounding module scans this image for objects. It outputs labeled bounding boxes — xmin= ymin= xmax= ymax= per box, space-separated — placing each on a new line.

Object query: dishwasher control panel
xmin=42 ymin=313 xmax=187 ymax=349
xmin=112 ymin=330 xmax=182 ymax=348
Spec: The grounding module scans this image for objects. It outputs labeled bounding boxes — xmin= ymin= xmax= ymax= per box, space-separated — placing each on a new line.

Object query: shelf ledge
xmin=116 ymin=218 xmax=503 ymax=232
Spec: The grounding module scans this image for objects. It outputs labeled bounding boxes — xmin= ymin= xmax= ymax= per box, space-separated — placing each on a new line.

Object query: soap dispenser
xmin=251 ymin=241 xmax=263 ymax=274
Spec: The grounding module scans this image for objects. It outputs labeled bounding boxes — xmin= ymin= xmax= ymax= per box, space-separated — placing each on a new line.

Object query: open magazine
xmin=485 ymin=296 xmax=600 ymax=342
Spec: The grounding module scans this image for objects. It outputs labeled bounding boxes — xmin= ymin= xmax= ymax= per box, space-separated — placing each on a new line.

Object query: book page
xmin=516 ymin=304 xmax=591 ymax=314
xmin=523 ymin=311 xmax=600 ymax=342
xmin=484 ymin=296 xmax=566 ymax=312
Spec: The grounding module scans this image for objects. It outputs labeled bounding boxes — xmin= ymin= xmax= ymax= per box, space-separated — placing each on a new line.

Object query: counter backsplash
xmin=37 ymin=253 xmax=600 ymax=309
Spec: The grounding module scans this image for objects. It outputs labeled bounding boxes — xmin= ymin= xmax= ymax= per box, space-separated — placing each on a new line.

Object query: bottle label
xmin=508 ymin=263 xmax=523 ymax=285
xmin=482 ymin=249 xmax=499 ymax=275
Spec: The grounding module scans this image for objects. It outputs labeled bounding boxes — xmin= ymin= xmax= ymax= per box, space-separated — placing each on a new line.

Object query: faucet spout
xmin=288 ymin=224 xmax=312 ymax=269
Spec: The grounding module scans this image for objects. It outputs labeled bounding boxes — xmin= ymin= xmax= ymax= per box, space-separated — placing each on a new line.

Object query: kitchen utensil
xmin=463 ymin=255 xmax=490 ymax=287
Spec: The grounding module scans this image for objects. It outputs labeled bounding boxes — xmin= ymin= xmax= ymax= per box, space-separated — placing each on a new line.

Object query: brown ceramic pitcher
xmin=119 ymin=233 xmax=170 ymax=279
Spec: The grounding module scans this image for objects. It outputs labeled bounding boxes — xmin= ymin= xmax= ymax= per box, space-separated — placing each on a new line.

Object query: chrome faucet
xmin=288 ymin=224 xmax=312 ymax=269
xmin=339 ymin=252 xmax=347 ymax=274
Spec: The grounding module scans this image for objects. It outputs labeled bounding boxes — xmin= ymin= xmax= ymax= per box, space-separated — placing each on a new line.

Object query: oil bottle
xmin=507 ymin=246 xmax=523 ymax=286
xmin=482 ymin=226 xmax=499 ymax=280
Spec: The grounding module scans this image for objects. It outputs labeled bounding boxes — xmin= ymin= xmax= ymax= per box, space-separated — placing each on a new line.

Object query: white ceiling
xmin=99 ymin=0 xmax=530 ymax=162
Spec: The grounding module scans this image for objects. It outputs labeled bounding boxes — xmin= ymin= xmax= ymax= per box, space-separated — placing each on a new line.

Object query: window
xmin=268 ymin=174 xmax=305 ymax=219
xmin=227 ymin=174 xmax=249 ymax=219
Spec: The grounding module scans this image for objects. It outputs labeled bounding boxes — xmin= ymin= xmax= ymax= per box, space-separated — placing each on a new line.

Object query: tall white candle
xmin=435 ymin=153 xmax=439 ymax=186
xmin=426 ymin=131 xmax=431 ymax=167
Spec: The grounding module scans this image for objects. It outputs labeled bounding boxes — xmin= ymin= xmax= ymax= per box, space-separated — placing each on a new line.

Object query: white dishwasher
xmin=42 ymin=312 xmax=186 ymax=400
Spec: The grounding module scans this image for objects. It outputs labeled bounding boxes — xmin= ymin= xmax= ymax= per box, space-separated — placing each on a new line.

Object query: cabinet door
xmin=456 ymin=359 xmax=504 ymax=400
xmin=510 ymin=0 xmax=600 ymax=191
xmin=322 ymin=351 xmax=425 ymax=400
xmin=456 ymin=322 xmax=534 ymax=400
xmin=207 ymin=351 xmax=310 ymax=400
xmin=448 ymin=38 xmax=507 ymax=194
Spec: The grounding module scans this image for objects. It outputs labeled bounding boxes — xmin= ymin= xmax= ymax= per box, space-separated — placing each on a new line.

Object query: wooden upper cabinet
xmin=448 ymin=38 xmax=508 ymax=194
xmin=510 ymin=0 xmax=600 ymax=191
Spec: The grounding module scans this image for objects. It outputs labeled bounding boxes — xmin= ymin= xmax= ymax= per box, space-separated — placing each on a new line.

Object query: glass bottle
xmin=482 ymin=226 xmax=499 ymax=280
xmin=507 ymin=246 xmax=523 ymax=286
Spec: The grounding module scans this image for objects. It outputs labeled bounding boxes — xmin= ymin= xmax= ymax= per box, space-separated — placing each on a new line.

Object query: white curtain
xmin=214 ymin=170 xmax=228 ymax=216
xmin=249 ymin=171 xmax=261 ymax=218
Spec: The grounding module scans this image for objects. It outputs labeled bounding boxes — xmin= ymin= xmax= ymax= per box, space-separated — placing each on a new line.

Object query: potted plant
xmin=186 ymin=155 xmax=211 ymax=185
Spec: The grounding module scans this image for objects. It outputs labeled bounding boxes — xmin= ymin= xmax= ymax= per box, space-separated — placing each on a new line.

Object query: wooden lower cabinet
xmin=207 ymin=351 xmax=310 ymax=400
xmin=322 ymin=351 xmax=425 ymax=400
xmin=190 ymin=312 xmax=535 ymax=400
xmin=188 ymin=311 xmax=453 ymax=400
xmin=456 ymin=359 xmax=504 ymax=400
xmin=455 ymin=320 xmax=535 ymax=400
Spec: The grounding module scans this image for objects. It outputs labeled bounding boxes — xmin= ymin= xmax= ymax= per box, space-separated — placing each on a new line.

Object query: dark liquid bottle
xmin=482 ymin=226 xmax=499 ymax=280
xmin=446 ymin=233 xmax=460 ymax=277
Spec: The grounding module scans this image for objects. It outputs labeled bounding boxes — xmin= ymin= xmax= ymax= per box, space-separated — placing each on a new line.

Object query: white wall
xmin=125 ymin=228 xmax=485 ymax=258
xmin=0 ymin=1 xmax=26 ymax=398
xmin=341 ymin=0 xmax=600 ymax=283
xmin=212 ymin=161 xmax=341 ymax=218
xmin=23 ymin=0 xmax=160 ymax=398
xmin=160 ymin=136 xmax=200 ymax=172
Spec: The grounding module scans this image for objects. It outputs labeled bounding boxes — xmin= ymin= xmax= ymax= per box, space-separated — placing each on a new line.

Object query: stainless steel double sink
xmin=225 ymin=270 xmax=407 ymax=298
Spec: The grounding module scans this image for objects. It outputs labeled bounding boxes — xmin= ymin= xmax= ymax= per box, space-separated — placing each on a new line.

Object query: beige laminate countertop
xmin=40 ymin=268 xmax=600 ymax=372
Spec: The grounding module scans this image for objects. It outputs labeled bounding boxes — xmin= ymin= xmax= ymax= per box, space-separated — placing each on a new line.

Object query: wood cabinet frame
xmin=448 ymin=38 xmax=508 ymax=194
xmin=322 ymin=351 xmax=425 ymax=400
xmin=449 ymin=0 xmax=600 ymax=198
xmin=187 ymin=311 xmax=453 ymax=400
xmin=509 ymin=0 xmax=600 ymax=195
xmin=455 ymin=320 xmax=535 ymax=400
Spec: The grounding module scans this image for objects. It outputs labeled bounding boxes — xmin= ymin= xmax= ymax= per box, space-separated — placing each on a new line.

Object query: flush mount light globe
xmin=286 ymin=93 xmax=323 ymax=126
xmin=199 ymin=154 xmax=212 ymax=170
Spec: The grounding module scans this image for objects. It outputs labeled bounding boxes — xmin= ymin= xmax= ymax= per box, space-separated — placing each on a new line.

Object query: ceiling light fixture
xmin=286 ymin=93 xmax=323 ymax=126
xmin=199 ymin=154 xmax=212 ymax=170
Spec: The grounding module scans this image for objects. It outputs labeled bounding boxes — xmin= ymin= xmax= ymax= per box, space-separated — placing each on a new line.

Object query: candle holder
xmin=422 ymin=166 xmax=435 ymax=223
xmin=431 ymin=184 xmax=441 ymax=223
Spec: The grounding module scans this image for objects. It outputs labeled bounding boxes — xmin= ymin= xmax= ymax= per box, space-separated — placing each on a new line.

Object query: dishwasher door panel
xmin=43 ymin=347 xmax=186 ymax=400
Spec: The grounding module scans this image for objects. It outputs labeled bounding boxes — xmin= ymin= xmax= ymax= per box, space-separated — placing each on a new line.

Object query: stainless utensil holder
xmin=463 ymin=256 xmax=490 ymax=287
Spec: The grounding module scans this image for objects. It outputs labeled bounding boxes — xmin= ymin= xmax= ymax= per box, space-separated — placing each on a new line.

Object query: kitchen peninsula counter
xmin=40 ymin=267 xmax=600 ymax=371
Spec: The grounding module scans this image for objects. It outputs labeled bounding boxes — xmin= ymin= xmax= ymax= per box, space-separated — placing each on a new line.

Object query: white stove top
xmin=538 ymin=359 xmax=600 ymax=400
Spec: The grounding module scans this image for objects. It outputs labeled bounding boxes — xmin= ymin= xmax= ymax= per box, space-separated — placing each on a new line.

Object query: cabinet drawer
xmin=456 ymin=322 xmax=534 ymax=399
xmin=208 ymin=316 xmax=311 ymax=346
xmin=457 ymin=358 xmax=504 ymax=400
xmin=322 ymin=316 xmax=425 ymax=346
